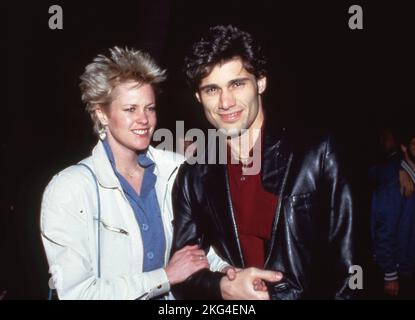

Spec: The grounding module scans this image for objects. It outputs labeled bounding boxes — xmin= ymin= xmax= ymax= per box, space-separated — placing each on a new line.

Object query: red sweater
xmin=227 ymin=145 xmax=278 ymax=268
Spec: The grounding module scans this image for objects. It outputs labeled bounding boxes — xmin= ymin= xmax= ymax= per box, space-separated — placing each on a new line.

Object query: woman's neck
xmin=106 ymin=135 xmax=140 ymax=171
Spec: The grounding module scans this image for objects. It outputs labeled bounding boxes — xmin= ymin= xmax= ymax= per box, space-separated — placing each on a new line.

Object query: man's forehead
xmin=200 ymin=58 xmax=254 ymax=85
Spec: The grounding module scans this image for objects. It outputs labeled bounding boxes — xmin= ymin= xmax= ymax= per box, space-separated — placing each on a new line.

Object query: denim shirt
xmin=103 ymin=140 xmax=166 ymax=272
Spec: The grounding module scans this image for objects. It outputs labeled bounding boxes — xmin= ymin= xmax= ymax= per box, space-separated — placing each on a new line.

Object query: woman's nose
xmin=135 ymin=109 xmax=149 ymax=125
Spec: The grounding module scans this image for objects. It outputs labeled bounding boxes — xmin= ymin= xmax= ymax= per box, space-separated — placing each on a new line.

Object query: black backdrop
xmin=4 ymin=0 xmax=415 ymax=299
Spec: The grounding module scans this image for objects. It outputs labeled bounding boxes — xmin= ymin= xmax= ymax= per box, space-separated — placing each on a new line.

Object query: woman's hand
xmin=165 ymin=245 xmax=209 ymax=285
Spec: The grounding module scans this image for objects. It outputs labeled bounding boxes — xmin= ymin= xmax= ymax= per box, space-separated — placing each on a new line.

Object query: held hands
xmin=165 ymin=245 xmax=209 ymax=286
xmin=220 ymin=267 xmax=283 ymax=300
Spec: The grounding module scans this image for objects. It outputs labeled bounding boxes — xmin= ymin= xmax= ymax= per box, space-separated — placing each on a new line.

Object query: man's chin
xmin=217 ymin=127 xmax=243 ymax=138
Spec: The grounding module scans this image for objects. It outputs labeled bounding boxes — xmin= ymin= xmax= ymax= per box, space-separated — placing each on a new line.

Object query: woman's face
xmin=97 ymin=81 xmax=157 ymax=153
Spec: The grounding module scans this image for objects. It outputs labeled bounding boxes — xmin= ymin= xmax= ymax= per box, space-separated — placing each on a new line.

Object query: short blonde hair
xmin=79 ymin=46 xmax=167 ymax=135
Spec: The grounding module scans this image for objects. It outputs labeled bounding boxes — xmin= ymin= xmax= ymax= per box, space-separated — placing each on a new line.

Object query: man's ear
xmin=195 ymin=92 xmax=201 ymax=103
xmin=257 ymin=76 xmax=267 ymax=94
xmin=401 ymin=144 xmax=407 ymax=155
xmin=95 ymin=105 xmax=109 ymax=126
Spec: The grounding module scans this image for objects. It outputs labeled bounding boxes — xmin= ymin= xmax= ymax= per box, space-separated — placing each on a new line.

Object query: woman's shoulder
xmin=43 ymin=156 xmax=96 ymax=196
xmin=148 ymin=146 xmax=185 ymax=167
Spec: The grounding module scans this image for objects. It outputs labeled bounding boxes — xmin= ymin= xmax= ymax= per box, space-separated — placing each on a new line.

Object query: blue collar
xmin=102 ymin=139 xmax=155 ymax=169
xmin=102 ymin=139 xmax=156 ymax=198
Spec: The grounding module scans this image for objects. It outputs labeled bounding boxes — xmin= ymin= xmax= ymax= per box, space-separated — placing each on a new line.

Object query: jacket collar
xmin=202 ymin=118 xmax=290 ymax=194
xmin=261 ymin=118 xmax=291 ymax=195
xmin=401 ymin=159 xmax=415 ymax=185
xmin=90 ymin=141 xmax=181 ymax=189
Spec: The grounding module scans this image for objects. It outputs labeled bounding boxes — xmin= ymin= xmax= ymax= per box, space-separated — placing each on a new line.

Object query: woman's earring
xmin=98 ymin=127 xmax=107 ymax=141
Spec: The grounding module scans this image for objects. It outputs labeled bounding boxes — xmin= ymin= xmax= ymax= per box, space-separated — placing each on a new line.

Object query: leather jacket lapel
xmin=262 ymin=123 xmax=291 ymax=195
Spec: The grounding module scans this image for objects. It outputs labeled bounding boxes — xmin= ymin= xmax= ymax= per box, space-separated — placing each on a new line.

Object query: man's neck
xmin=227 ymin=106 xmax=264 ymax=161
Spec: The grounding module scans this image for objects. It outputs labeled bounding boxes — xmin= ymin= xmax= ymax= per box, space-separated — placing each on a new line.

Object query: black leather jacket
xmin=171 ymin=122 xmax=356 ymax=299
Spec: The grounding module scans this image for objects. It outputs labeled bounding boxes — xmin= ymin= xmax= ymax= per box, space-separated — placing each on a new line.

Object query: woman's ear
xmin=95 ymin=105 xmax=109 ymax=126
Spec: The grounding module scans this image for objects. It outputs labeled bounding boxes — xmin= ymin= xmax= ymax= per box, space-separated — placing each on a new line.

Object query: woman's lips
xmin=132 ymin=129 xmax=149 ymax=137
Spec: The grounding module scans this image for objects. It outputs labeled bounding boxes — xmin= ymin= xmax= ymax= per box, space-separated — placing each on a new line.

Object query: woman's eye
xmin=147 ymin=106 xmax=156 ymax=112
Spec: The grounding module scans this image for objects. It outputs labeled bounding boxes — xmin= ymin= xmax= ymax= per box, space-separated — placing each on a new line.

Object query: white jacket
xmin=40 ymin=141 xmax=229 ymax=300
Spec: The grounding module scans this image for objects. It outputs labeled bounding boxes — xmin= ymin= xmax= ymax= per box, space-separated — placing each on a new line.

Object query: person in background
xmin=369 ymin=127 xmax=413 ymax=197
xmin=371 ymin=126 xmax=415 ymax=299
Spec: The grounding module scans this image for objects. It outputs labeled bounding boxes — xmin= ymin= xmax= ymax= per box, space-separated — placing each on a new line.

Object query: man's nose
xmin=219 ymin=90 xmax=236 ymax=110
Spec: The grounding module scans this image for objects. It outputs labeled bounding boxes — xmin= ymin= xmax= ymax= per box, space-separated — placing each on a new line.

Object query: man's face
xmin=195 ymin=58 xmax=266 ymax=136
xmin=402 ymin=137 xmax=415 ymax=165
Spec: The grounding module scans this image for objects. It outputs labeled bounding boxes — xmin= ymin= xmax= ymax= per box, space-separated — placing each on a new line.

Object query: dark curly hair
xmin=184 ymin=25 xmax=267 ymax=91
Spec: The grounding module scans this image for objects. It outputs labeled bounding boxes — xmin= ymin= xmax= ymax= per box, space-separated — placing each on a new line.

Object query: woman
xmin=40 ymin=47 xmax=229 ymax=299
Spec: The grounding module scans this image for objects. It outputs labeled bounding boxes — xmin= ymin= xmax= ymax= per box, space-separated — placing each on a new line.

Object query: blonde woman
xmin=40 ymin=47 xmax=229 ymax=299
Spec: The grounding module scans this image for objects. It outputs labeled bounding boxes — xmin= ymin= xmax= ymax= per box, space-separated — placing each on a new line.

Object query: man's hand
xmin=220 ymin=267 xmax=283 ymax=300
xmin=384 ymin=280 xmax=400 ymax=296
xmin=399 ymin=169 xmax=414 ymax=198
xmin=224 ymin=267 xmax=268 ymax=292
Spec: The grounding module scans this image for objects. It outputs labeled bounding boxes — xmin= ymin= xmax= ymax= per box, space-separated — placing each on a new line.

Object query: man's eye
xmin=147 ymin=106 xmax=156 ymax=112
xmin=205 ymin=87 xmax=217 ymax=95
xmin=125 ymin=107 xmax=136 ymax=112
xmin=232 ymin=81 xmax=245 ymax=88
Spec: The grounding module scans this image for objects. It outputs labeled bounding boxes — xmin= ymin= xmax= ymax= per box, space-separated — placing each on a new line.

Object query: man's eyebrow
xmin=199 ymin=77 xmax=251 ymax=91
xmin=228 ymin=77 xmax=250 ymax=85
xmin=199 ymin=84 xmax=220 ymax=91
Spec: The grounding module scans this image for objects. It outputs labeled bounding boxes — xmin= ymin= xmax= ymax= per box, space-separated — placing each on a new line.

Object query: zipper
xmin=162 ymin=165 xmax=179 ymax=264
xmin=264 ymin=153 xmax=293 ymax=267
xmin=224 ymin=168 xmax=245 ymax=268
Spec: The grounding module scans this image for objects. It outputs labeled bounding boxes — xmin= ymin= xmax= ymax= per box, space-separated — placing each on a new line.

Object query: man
xmin=369 ymin=127 xmax=414 ymax=196
xmin=171 ymin=25 xmax=356 ymax=299
xmin=371 ymin=127 xmax=415 ymax=299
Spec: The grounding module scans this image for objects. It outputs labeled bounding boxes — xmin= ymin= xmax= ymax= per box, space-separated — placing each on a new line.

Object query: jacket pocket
xmin=284 ymin=192 xmax=314 ymax=245
xmin=94 ymin=217 xmax=129 ymax=236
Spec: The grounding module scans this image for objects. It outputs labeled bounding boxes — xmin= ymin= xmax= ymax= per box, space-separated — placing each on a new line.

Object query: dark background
xmin=4 ymin=0 xmax=414 ymax=299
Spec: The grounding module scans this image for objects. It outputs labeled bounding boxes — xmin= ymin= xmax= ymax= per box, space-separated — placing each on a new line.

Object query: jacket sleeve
xmin=322 ymin=135 xmax=357 ymax=299
xmin=371 ymin=181 xmax=402 ymax=281
xmin=40 ymin=171 xmax=170 ymax=300
xmin=170 ymin=164 xmax=225 ymax=300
